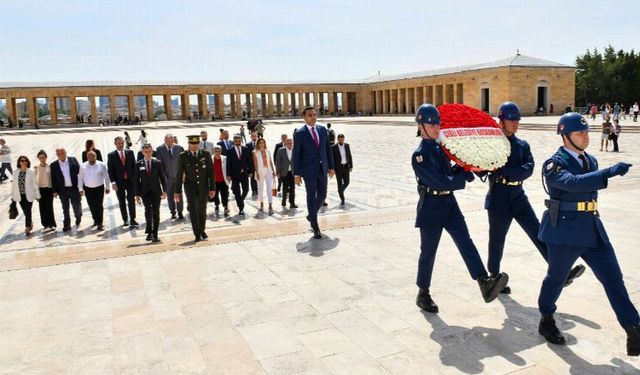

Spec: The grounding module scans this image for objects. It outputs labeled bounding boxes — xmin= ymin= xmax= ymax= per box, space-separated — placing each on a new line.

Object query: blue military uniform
xmin=485 ymin=134 xmax=547 ymax=274
xmin=538 ymin=146 xmax=639 ymax=329
xmin=412 ymin=138 xmax=487 ymax=288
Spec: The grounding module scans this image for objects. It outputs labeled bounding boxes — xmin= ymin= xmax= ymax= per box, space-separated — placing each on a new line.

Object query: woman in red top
xmin=211 ymin=146 xmax=230 ymax=217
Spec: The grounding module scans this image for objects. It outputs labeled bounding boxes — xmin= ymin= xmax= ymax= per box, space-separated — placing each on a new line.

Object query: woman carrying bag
xmin=11 ymin=155 xmax=40 ymax=235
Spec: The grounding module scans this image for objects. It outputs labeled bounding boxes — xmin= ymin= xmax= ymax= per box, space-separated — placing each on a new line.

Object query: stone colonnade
xmin=370 ymin=83 xmax=465 ymax=115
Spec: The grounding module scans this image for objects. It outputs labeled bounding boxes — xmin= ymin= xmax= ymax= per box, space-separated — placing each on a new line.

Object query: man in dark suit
xmin=245 ymin=132 xmax=258 ymax=196
xmin=134 ymin=144 xmax=167 ymax=243
xmin=156 ymin=133 xmax=184 ymax=220
xmin=108 ymin=136 xmax=138 ymax=227
xmin=175 ymin=135 xmax=216 ymax=242
xmin=275 ymin=137 xmax=297 ymax=209
xmin=226 ymin=133 xmax=253 ymax=216
xmin=50 ymin=147 xmax=82 ymax=232
xmin=273 ymin=134 xmax=287 ymax=193
xmin=292 ymin=106 xmax=335 ymax=239
xmin=331 ymin=134 xmax=353 ymax=205
xmin=216 ymin=130 xmax=233 ymax=156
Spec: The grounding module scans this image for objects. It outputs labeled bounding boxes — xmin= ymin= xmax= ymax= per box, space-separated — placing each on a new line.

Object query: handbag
xmin=272 ymin=187 xmax=277 ymax=197
xmin=9 ymin=200 xmax=18 ymax=220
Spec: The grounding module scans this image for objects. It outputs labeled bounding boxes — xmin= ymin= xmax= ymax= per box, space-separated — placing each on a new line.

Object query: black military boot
xmin=478 ymin=273 xmax=509 ymax=303
xmin=625 ymin=325 xmax=640 ymax=356
xmin=491 ymin=273 xmax=511 ymax=294
xmin=416 ymin=288 xmax=439 ymax=313
xmin=564 ymin=264 xmax=586 ymax=287
xmin=538 ymin=314 xmax=566 ymax=345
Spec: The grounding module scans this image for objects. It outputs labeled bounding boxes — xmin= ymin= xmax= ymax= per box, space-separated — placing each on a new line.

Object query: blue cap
xmin=557 ymin=112 xmax=589 ymax=135
xmin=415 ymin=104 xmax=440 ymax=125
xmin=498 ymin=102 xmax=521 ymax=121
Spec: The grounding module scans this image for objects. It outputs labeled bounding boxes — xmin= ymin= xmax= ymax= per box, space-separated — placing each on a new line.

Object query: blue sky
xmin=1 ymin=0 xmax=638 ymax=82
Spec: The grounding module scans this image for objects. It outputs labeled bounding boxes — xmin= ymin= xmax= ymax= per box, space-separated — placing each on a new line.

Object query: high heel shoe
xmin=25 ymin=226 xmax=32 ymax=236
xmin=259 ymin=202 xmax=264 ymax=212
xmin=268 ymin=204 xmax=274 ymax=215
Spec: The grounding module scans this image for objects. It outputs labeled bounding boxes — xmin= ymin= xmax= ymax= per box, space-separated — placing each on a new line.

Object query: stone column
xmin=319 ymin=93 xmax=325 ymax=112
xmin=251 ymin=93 xmax=258 ymax=116
xmin=391 ymin=90 xmax=398 ymax=114
xmin=314 ymin=92 xmax=320 ymax=112
xmin=296 ymin=92 xmax=303 ymax=108
xmin=328 ymin=92 xmax=335 ymax=115
xmin=381 ymin=90 xmax=388 ymax=114
xmin=48 ymin=96 xmax=57 ymax=125
xmin=276 ymin=93 xmax=282 ymax=116
xmin=128 ymin=95 xmax=135 ymax=120
xmin=89 ymin=96 xmax=97 ymax=124
xmin=236 ymin=94 xmax=243 ymax=118
xmin=229 ymin=94 xmax=237 ymax=117
xmin=268 ymin=93 xmax=275 ymax=117
xmin=283 ymin=93 xmax=290 ymax=117
xmin=414 ymin=88 xmax=421 ymax=109
xmin=216 ymin=94 xmax=225 ymax=119
xmin=181 ymin=94 xmax=190 ymax=120
xmin=5 ymin=98 xmax=16 ymax=126
xmin=27 ymin=97 xmax=37 ymax=127
xmin=69 ymin=96 xmax=78 ymax=124
xmin=305 ymin=93 xmax=311 ymax=108
xmin=163 ymin=94 xmax=173 ymax=120
xmin=145 ymin=95 xmax=154 ymax=121
xmin=198 ymin=94 xmax=208 ymax=119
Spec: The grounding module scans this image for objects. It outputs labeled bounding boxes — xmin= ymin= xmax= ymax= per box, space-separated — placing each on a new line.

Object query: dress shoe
xmin=625 ymin=325 xmax=640 ymax=356
xmin=146 ymin=233 xmax=152 ymax=241
xmin=201 ymin=232 xmax=208 ymax=240
xmin=152 ymin=237 xmax=161 ymax=243
xmin=177 ymin=213 xmax=185 ymax=220
xmin=268 ymin=204 xmax=274 ymax=215
xmin=340 ymin=200 xmax=345 ymax=206
xmin=416 ymin=288 xmax=439 ymax=313
xmin=313 ymin=229 xmax=322 ymax=239
xmin=122 ymin=221 xmax=129 ymax=227
xmin=96 ymin=225 xmax=104 ymax=231
xmin=194 ymin=236 xmax=201 ymax=242
xmin=224 ymin=208 xmax=230 ymax=217
xmin=91 ymin=223 xmax=97 ymax=227
xmin=75 ymin=217 xmax=81 ymax=226
xmin=538 ymin=314 xmax=566 ymax=345
xmin=25 ymin=226 xmax=32 ymax=236
xmin=215 ymin=205 xmax=219 ymax=213
xmin=282 ymin=202 xmax=287 ymax=207
xmin=239 ymin=210 xmax=245 ymax=216
xmin=130 ymin=220 xmax=139 ymax=227
xmin=171 ymin=213 xmax=177 ymax=220
xmin=290 ymin=204 xmax=298 ymax=209
xmin=564 ymin=264 xmax=586 ymax=287
xmin=490 ymin=274 xmax=511 ymax=294
xmin=477 ymin=273 xmax=509 ymax=303
xmin=63 ymin=226 xmax=71 ymax=232
xmin=322 ymin=202 xmax=328 ymax=207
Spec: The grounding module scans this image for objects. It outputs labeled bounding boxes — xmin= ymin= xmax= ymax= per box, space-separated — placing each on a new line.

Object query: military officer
xmin=412 ymin=104 xmax=509 ymax=314
xmin=484 ymin=101 xmax=585 ymax=294
xmin=174 ymin=135 xmax=216 ymax=242
xmin=537 ymin=112 xmax=639 ymax=356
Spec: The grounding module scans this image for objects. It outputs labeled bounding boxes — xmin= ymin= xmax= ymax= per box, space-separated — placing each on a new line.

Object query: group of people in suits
xmin=6 ymin=110 xmax=354 ymax=244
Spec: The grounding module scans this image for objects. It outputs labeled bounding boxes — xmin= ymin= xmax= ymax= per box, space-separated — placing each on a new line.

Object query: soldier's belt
xmin=558 ymin=200 xmax=598 ymax=213
xmin=417 ymin=185 xmax=451 ymax=196
xmin=496 ymin=178 xmax=523 ymax=186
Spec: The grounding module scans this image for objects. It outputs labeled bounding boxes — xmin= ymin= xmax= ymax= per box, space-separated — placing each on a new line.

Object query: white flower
xmin=438 ymin=128 xmax=510 ymax=171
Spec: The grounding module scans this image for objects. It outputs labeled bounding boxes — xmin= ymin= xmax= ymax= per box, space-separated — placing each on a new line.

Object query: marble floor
xmin=0 ymin=117 xmax=639 ymax=374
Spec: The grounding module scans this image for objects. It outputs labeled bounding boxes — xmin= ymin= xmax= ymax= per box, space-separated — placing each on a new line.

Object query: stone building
xmin=0 ymin=54 xmax=574 ymax=126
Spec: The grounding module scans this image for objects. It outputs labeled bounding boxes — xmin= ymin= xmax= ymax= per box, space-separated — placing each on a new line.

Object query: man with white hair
xmin=50 ymin=147 xmax=82 ymax=232
xmin=156 ymin=133 xmax=184 ymax=220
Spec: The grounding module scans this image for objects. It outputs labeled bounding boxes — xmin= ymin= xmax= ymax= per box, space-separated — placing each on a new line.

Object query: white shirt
xmin=78 ymin=160 xmax=111 ymax=191
xmin=338 ymin=144 xmax=347 ymax=165
xmin=59 ymin=158 xmax=72 ymax=187
xmin=562 ymin=147 xmax=586 ymax=168
xmin=286 ymin=147 xmax=292 ymax=171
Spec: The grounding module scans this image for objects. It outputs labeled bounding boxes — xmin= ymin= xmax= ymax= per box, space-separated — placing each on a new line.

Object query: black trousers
xmin=213 ymin=181 xmax=229 ymax=208
xmin=38 ymin=187 xmax=56 ymax=228
xmin=610 ymin=134 xmax=619 ymax=152
xmin=84 ymin=185 xmax=105 ymax=226
xmin=142 ymin=192 xmax=161 ymax=237
xmin=250 ymin=173 xmax=258 ymax=194
xmin=115 ymin=179 xmax=136 ymax=222
xmin=165 ymin=176 xmax=183 ymax=215
xmin=281 ymin=172 xmax=295 ymax=205
xmin=184 ymin=182 xmax=208 ymax=237
xmin=59 ymin=187 xmax=82 ymax=227
xmin=336 ymin=167 xmax=351 ymax=201
xmin=231 ymin=173 xmax=249 ymax=210
xmin=18 ymin=194 xmax=33 ymax=228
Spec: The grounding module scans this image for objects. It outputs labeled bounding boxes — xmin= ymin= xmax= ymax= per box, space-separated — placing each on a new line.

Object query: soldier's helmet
xmin=498 ymin=101 xmax=521 ymax=121
xmin=557 ymin=112 xmax=589 ymax=135
xmin=415 ymin=104 xmax=441 ymax=125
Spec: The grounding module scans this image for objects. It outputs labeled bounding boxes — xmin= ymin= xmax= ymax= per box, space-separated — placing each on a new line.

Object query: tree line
xmin=575 ymin=46 xmax=640 ymax=107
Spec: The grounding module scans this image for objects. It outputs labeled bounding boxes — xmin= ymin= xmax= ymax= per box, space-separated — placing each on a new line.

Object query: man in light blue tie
xmin=155 ymin=133 xmax=184 ymax=220
xmin=292 ymin=106 xmax=335 ymax=239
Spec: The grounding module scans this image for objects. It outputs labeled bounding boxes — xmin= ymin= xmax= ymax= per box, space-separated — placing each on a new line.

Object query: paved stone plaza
xmin=0 ymin=116 xmax=639 ymax=374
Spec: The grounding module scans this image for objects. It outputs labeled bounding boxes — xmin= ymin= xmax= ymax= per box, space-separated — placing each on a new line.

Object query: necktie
xmin=236 ymin=147 xmax=241 ymax=159
xmin=578 ymin=154 xmax=589 ymax=173
xmin=146 ymin=160 xmax=151 ymax=176
xmin=120 ymin=151 xmax=127 ymax=179
xmin=311 ymin=127 xmax=319 ymax=147
xmin=169 ymin=147 xmax=172 ymax=157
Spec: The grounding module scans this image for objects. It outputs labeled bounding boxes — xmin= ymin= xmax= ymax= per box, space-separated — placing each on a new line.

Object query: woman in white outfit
xmin=252 ymin=138 xmax=275 ymax=215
